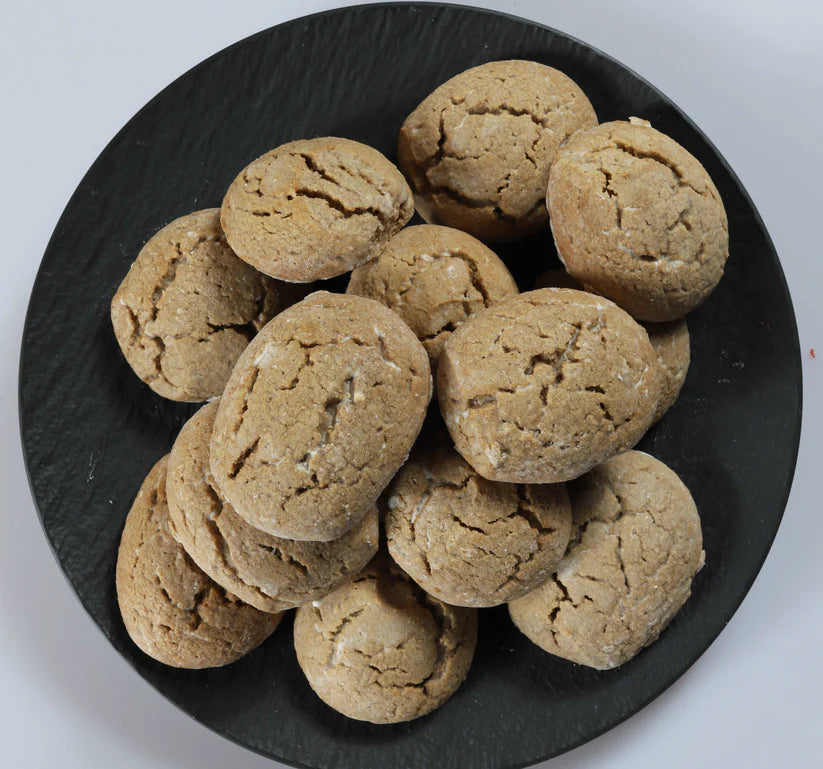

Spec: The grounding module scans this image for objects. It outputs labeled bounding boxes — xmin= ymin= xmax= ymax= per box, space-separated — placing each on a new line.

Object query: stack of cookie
xmin=111 ymin=59 xmax=723 ymax=724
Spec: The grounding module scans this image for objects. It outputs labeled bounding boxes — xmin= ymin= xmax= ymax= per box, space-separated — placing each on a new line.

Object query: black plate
xmin=19 ymin=4 xmax=801 ymax=768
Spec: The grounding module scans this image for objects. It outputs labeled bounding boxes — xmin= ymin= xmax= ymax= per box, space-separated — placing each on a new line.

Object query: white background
xmin=2 ymin=1 xmax=820 ymax=766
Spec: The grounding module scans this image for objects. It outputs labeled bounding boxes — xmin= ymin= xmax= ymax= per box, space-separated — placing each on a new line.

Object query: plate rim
xmin=18 ymin=3 xmax=803 ymax=767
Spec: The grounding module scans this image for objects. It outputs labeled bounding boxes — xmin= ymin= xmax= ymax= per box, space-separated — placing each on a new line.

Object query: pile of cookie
xmin=112 ymin=60 xmax=724 ymax=723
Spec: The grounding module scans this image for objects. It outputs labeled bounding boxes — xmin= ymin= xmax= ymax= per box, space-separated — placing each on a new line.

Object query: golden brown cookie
xmin=398 ymin=60 xmax=597 ymax=242
xmin=347 ymin=225 xmax=518 ymax=362
xmin=111 ymin=209 xmax=302 ymax=402
xmin=221 ymin=138 xmax=413 ymax=282
xmin=438 ymin=288 xmax=659 ymax=483
xmin=211 ymin=291 xmax=431 ymax=541
xmin=508 ymin=450 xmax=704 ymax=669
xmin=166 ymin=401 xmax=379 ymax=613
xmin=115 ymin=455 xmax=281 ymax=668
xmin=644 ymin=318 xmax=690 ymax=423
xmin=548 ymin=118 xmax=729 ymax=321
xmin=293 ymin=552 xmax=477 ymax=723
xmin=384 ymin=437 xmax=571 ymax=607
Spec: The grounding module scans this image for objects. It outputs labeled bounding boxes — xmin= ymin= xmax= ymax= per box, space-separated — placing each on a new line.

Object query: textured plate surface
xmin=19 ymin=4 xmax=801 ymax=768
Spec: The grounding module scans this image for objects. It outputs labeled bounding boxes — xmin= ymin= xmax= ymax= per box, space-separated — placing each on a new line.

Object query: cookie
xmin=385 ymin=437 xmax=571 ymax=607
xmin=111 ymin=209 xmax=302 ymax=402
xmin=645 ymin=318 xmax=690 ymax=423
xmin=221 ymin=138 xmax=413 ymax=282
xmin=293 ymin=552 xmax=477 ymax=723
xmin=166 ymin=401 xmax=379 ymax=613
xmin=438 ymin=288 xmax=659 ymax=483
xmin=115 ymin=455 xmax=281 ymax=668
xmin=211 ymin=291 xmax=431 ymax=541
xmin=509 ymin=450 xmax=704 ymax=669
xmin=548 ymin=118 xmax=729 ymax=321
xmin=347 ymin=225 xmax=519 ymax=362
xmin=398 ymin=60 xmax=597 ymax=242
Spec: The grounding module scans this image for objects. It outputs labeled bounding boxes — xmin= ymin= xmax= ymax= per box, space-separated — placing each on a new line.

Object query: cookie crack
xmin=188 ymin=585 xmax=211 ymax=632
xmin=242 ymin=168 xmax=265 ymax=198
xmin=612 ymin=138 xmax=703 ymax=195
xmin=325 ymin=607 xmax=365 ymax=669
xmin=416 ymin=105 xmax=450 ymax=173
xmin=447 ymin=250 xmax=492 ymax=305
xmin=153 ymin=567 xmax=214 ymax=633
xmin=257 ymin=541 xmax=310 ymax=575
xmin=301 ymin=151 xmax=395 ymax=206
xmin=278 ymin=350 xmax=313 ymax=390
xmin=448 ymin=510 xmax=486 ymax=535
xmin=206 ymin=319 xmax=257 ymax=343
xmin=232 ymin=366 xmax=261 ymax=434
xmin=293 ymin=187 xmax=383 ymax=221
xmin=295 ymin=152 xmax=390 ymax=227
xmin=298 ymin=152 xmax=338 ymax=185
xmin=150 ymin=243 xmax=188 ymax=321
xmin=600 ymin=165 xmax=618 ymax=200
xmin=427 ymin=183 xmax=499 ymax=211
xmin=615 ymin=533 xmax=630 ymax=597
xmin=408 ymin=487 xmax=435 ymax=574
xmin=468 ymin=393 xmax=497 ymax=409
xmin=524 ymin=322 xmax=583 ymax=383
xmin=667 ymin=198 xmax=694 ymax=234
xmin=401 ymin=584 xmax=457 ymax=698
xmin=228 ymin=438 xmax=259 ymax=480
xmin=298 ymin=375 xmax=355 ymax=474
xmin=124 ymin=304 xmax=144 ymax=346
xmin=425 ymin=184 xmax=520 ymax=221
xmin=132 ymin=484 xmax=161 ymax=576
xmin=142 ymin=335 xmax=167 ymax=385
xmin=514 ymin=486 xmax=556 ymax=538
xmin=466 ymin=103 xmax=546 ymax=128
xmin=419 ymin=321 xmax=458 ymax=343
xmin=148 ymin=234 xmax=224 ymax=322
xmin=142 ymin=244 xmax=191 ymax=385
xmin=599 ymin=401 xmax=614 ymax=424
xmin=492 ymin=547 xmax=541 ymax=593
xmin=198 ymin=485 xmax=277 ymax=604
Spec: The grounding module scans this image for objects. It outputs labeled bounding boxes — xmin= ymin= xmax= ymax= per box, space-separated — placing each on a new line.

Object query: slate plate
xmin=19 ymin=3 xmax=802 ymax=768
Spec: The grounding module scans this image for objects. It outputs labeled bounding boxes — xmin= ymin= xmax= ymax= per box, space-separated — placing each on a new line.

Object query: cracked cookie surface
xmin=293 ymin=551 xmax=477 ymax=723
xmin=111 ymin=209 xmax=304 ymax=402
xmin=438 ymin=288 xmax=660 ymax=483
xmin=221 ymin=137 xmax=413 ymax=281
xmin=548 ymin=118 xmax=729 ymax=321
xmin=347 ymin=225 xmax=518 ymax=363
xmin=210 ymin=291 xmax=431 ymax=542
xmin=532 ymin=271 xmax=688 ymax=423
xmin=508 ymin=450 xmax=704 ymax=670
xmin=115 ymin=455 xmax=281 ymax=668
xmin=384 ymin=437 xmax=571 ymax=607
xmin=644 ymin=318 xmax=690 ymax=424
xmin=167 ymin=401 xmax=379 ymax=613
xmin=398 ymin=60 xmax=596 ymax=242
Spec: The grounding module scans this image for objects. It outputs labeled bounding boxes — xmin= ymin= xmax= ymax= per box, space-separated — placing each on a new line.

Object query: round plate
xmin=19 ymin=4 xmax=801 ymax=768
